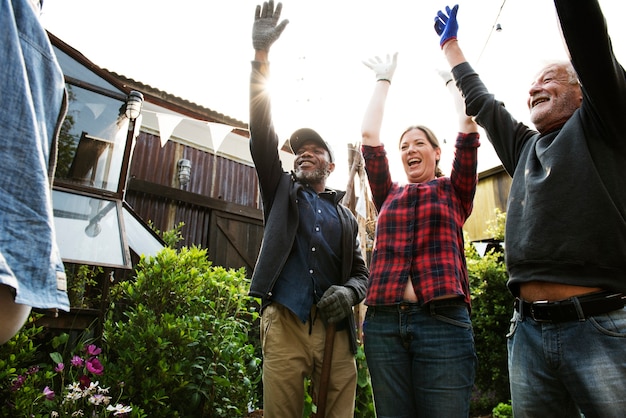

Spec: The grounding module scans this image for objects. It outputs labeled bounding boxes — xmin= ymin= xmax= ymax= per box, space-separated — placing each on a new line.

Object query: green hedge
xmin=103 ymin=246 xmax=261 ymax=417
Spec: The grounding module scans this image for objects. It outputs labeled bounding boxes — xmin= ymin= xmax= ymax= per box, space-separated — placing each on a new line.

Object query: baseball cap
xmin=289 ymin=128 xmax=334 ymax=163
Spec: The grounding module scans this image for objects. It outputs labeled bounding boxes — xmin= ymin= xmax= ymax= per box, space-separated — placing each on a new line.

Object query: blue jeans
xmin=363 ymin=301 xmax=476 ymax=418
xmin=508 ymin=307 xmax=626 ymax=418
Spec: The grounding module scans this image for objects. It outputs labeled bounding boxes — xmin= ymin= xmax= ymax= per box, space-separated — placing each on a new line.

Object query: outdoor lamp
xmin=177 ymin=158 xmax=191 ymax=188
xmin=118 ymin=90 xmax=144 ymax=196
xmin=125 ymin=90 xmax=144 ymax=120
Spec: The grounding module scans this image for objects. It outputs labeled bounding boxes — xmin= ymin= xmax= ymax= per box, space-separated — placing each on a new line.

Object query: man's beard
xmin=294 ymin=163 xmax=330 ymax=185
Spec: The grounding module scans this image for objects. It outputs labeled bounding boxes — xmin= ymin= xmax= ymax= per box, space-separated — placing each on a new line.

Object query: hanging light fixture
xmin=177 ymin=158 xmax=191 ymax=188
xmin=125 ymin=91 xmax=144 ymax=120
xmin=118 ymin=90 xmax=145 ymax=196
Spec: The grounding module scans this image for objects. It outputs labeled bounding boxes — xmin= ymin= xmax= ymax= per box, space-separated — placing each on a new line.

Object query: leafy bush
xmin=66 ymin=263 xmax=104 ymax=309
xmin=0 ymin=316 xmax=43 ymax=413
xmin=103 ymin=246 xmax=261 ymax=417
xmin=354 ymin=344 xmax=376 ymax=417
xmin=148 ymin=220 xmax=185 ymax=248
xmin=466 ymin=209 xmax=514 ymax=416
xmin=492 ymin=401 xmax=513 ymax=418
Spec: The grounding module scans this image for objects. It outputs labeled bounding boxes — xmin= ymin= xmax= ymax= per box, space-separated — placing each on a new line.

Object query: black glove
xmin=317 ymin=285 xmax=358 ymax=324
xmin=252 ymin=0 xmax=289 ymax=51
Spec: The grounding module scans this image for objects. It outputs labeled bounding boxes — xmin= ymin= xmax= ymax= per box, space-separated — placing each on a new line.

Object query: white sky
xmin=40 ymin=0 xmax=625 ymax=190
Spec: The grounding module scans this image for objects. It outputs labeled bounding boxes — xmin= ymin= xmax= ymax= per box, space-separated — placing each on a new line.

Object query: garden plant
xmin=103 ymin=246 xmax=262 ymax=417
xmin=0 ymin=317 xmax=139 ymax=417
xmin=1 ymin=210 xmax=512 ymax=417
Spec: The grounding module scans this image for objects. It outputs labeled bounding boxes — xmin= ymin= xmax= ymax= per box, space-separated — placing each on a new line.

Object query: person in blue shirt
xmin=247 ymin=2 xmax=368 ymax=416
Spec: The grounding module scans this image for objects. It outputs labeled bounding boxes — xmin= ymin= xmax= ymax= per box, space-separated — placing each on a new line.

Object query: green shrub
xmin=492 ymin=401 xmax=513 ymax=418
xmin=0 ymin=316 xmax=43 ymax=413
xmin=65 ymin=263 xmax=104 ymax=308
xmin=354 ymin=343 xmax=376 ymax=417
xmin=148 ymin=220 xmax=185 ymax=248
xmin=466 ymin=209 xmax=514 ymax=415
xmin=103 ymin=246 xmax=261 ymax=417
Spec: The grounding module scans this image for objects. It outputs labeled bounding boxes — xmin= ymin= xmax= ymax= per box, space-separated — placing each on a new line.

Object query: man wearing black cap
xmin=288 ymin=127 xmax=335 ymax=186
xmin=248 ymin=2 xmax=368 ymax=417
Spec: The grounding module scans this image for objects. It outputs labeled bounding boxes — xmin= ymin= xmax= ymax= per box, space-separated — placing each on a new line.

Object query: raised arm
xmin=554 ymin=0 xmax=626 ymax=143
xmin=437 ymin=68 xmax=478 ymax=134
xmin=361 ymin=53 xmax=398 ymax=147
xmin=252 ymin=0 xmax=289 ymax=63
xmin=249 ymin=1 xmax=289 ymax=202
xmin=435 ymin=5 xmax=469 ymax=78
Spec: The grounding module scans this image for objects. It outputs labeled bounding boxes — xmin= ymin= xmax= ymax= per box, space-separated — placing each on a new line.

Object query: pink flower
xmin=85 ymin=344 xmax=102 ymax=356
xmin=86 ymin=358 xmax=104 ymax=375
xmin=54 ymin=362 xmax=65 ymax=372
xmin=79 ymin=374 xmax=91 ymax=388
xmin=71 ymin=355 xmax=84 ymax=367
xmin=10 ymin=375 xmax=26 ymax=391
xmin=43 ymin=386 xmax=55 ymax=400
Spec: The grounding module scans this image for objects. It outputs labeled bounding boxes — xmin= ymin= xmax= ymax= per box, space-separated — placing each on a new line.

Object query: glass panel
xmin=52 ymin=46 xmax=121 ymax=92
xmin=123 ymin=207 xmax=164 ymax=259
xmin=55 ymin=84 xmax=128 ymax=192
xmin=52 ymin=190 xmax=128 ymax=268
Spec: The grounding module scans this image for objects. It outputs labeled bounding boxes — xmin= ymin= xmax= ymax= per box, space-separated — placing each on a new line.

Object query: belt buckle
xmin=529 ymin=300 xmax=551 ymax=322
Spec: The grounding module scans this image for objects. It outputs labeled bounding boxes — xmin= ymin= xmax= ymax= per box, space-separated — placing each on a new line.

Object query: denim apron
xmin=0 ymin=0 xmax=69 ymax=311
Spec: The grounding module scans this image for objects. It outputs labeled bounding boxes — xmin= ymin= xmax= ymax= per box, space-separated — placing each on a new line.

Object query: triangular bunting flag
xmin=207 ymin=122 xmax=233 ymax=151
xmin=473 ymin=242 xmax=489 ymax=257
xmin=155 ymin=113 xmax=183 ymax=147
xmin=356 ymin=194 xmax=367 ymax=219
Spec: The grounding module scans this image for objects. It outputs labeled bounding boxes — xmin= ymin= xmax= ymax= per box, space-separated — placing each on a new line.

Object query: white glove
xmin=437 ymin=69 xmax=472 ymax=128
xmin=363 ymin=52 xmax=398 ymax=83
xmin=436 ymin=68 xmax=453 ymax=86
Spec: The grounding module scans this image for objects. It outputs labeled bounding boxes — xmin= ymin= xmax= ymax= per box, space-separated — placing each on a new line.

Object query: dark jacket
xmin=452 ymin=0 xmax=626 ymax=295
xmin=249 ymin=60 xmax=368 ymax=353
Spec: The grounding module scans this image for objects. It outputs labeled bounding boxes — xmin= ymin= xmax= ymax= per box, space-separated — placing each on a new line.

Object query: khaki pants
xmin=261 ymin=303 xmax=357 ymax=418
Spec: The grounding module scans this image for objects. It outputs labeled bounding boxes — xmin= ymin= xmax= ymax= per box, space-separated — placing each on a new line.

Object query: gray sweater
xmin=452 ymin=0 xmax=626 ymax=295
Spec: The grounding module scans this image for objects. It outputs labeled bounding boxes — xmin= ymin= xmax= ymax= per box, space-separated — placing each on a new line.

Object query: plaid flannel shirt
xmin=362 ymin=132 xmax=479 ymax=306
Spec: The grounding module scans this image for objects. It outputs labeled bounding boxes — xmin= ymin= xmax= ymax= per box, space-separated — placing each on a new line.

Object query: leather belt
xmin=514 ymin=291 xmax=625 ymax=323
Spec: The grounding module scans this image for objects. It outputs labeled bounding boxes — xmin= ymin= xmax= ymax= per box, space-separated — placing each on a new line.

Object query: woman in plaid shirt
xmin=360 ymin=53 xmax=480 ymax=417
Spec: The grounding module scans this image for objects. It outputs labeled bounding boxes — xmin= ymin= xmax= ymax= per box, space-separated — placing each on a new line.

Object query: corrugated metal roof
xmin=47 ymin=31 xmax=248 ymax=130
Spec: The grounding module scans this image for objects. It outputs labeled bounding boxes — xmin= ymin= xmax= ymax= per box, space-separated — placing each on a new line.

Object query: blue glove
xmin=434 ymin=4 xmax=459 ymax=48
xmin=317 ymin=285 xmax=358 ymax=324
xmin=252 ymin=0 xmax=289 ymax=51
